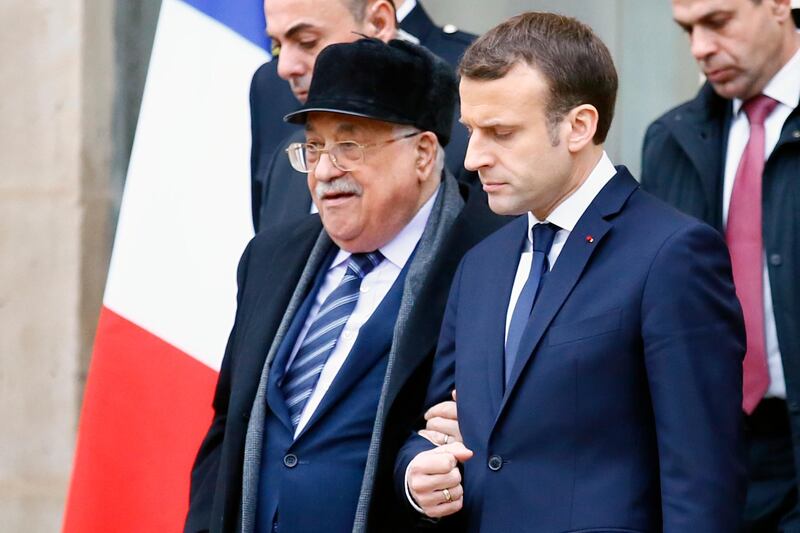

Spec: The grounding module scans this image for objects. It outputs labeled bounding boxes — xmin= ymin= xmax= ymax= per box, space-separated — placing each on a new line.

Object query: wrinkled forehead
xmin=265 ymin=0 xmax=357 ymax=36
xmin=305 ymin=112 xmax=396 ymax=137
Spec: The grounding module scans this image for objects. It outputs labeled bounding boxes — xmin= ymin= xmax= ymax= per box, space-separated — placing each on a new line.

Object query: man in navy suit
xmin=186 ymin=38 xmax=504 ymax=533
xmin=250 ymin=0 xmax=477 ymax=233
xmin=642 ymin=1 xmax=800 ymax=528
xmin=397 ymin=12 xmax=747 ymax=532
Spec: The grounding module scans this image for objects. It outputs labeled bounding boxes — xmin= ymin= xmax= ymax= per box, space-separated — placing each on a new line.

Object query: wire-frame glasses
xmin=285 ymin=130 xmax=422 ymax=173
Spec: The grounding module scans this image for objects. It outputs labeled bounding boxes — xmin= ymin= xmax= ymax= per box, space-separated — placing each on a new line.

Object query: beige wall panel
xmin=0 ymin=0 xmax=114 ymax=529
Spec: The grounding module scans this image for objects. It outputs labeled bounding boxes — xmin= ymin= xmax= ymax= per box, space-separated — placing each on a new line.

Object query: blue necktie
xmin=504 ymin=223 xmax=559 ymax=384
xmin=282 ymin=251 xmax=384 ymax=428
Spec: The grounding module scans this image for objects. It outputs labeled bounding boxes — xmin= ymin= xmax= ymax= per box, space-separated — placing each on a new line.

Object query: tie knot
xmin=531 ymin=223 xmax=559 ymax=254
xmin=742 ymin=94 xmax=779 ymax=126
xmin=347 ymin=251 xmax=384 ymax=278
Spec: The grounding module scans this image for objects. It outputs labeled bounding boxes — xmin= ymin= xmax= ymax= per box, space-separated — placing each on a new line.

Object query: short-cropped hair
xmin=345 ymin=0 xmax=395 ymax=22
xmin=459 ymin=12 xmax=618 ymax=144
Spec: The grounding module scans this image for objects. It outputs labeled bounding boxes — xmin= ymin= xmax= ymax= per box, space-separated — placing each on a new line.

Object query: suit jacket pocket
xmin=548 ymin=308 xmax=622 ymax=346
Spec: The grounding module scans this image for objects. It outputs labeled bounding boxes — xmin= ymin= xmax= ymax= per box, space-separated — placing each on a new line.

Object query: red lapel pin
xmin=586 ymin=235 xmax=594 ymax=243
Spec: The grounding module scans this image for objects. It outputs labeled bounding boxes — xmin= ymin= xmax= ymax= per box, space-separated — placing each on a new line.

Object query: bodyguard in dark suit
xmin=642 ymin=1 xmax=800 ymax=529
xmin=186 ymin=38 xmax=504 ymax=533
xmin=250 ymin=0 xmax=477 ymax=233
xmin=398 ymin=12 xmax=746 ymax=532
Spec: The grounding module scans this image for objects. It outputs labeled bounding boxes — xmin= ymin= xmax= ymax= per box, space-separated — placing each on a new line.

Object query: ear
xmin=414 ymin=132 xmax=438 ymax=183
xmin=565 ymin=104 xmax=599 ymax=153
xmin=364 ymin=0 xmax=397 ymax=41
xmin=770 ymin=0 xmax=793 ymax=23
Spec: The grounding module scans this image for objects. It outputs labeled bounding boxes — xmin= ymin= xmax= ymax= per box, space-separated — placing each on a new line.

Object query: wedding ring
xmin=442 ymin=487 xmax=453 ymax=503
xmin=442 ymin=434 xmax=450 ymax=445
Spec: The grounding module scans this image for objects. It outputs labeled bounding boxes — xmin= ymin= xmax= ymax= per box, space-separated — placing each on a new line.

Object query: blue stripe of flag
xmin=180 ymin=0 xmax=270 ymax=51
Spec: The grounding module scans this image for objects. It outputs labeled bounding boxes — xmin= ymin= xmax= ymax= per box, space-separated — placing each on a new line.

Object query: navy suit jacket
xmin=256 ymin=247 xmax=408 ymax=533
xmin=249 ymin=3 xmax=477 ymax=233
xmin=396 ymin=168 xmax=747 ymax=532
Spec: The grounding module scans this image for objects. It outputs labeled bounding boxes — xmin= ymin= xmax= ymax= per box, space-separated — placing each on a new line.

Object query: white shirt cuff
xmin=404 ymin=462 xmax=426 ymax=514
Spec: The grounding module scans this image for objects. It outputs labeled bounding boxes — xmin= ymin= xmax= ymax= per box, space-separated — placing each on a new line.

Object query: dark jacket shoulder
xmin=400 ymin=3 xmax=475 ymax=67
xmin=645 ymin=83 xmax=729 ymax=138
xmin=247 ymin=214 xmax=323 ymax=267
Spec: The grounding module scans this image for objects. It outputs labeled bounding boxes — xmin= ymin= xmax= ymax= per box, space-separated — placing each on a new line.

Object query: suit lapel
xmin=265 ymin=249 xmax=335 ymax=432
xmin=380 ymin=173 xmax=467 ymax=408
xmin=484 ymin=216 xmax=529 ymax=412
xmin=236 ymin=220 xmax=325 ymax=402
xmin=663 ymin=83 xmax=731 ymax=229
xmin=295 ymin=263 xmax=408 ymax=440
xmin=495 ymin=170 xmax=639 ymax=424
xmin=775 ymin=104 xmax=800 ymax=151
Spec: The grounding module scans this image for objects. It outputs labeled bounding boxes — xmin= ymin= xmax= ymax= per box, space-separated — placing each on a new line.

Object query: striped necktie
xmin=282 ymin=251 xmax=384 ymax=428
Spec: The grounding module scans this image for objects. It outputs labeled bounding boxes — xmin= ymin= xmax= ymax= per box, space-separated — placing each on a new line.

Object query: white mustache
xmin=315 ymin=178 xmax=363 ymax=199
xmin=289 ymin=75 xmax=311 ymax=94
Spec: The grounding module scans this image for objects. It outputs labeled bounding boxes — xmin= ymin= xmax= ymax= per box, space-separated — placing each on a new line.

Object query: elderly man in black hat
xmin=185 ymin=38 xmax=504 ymax=533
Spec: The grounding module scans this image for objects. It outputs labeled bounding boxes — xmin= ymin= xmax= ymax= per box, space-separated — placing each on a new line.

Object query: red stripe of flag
xmin=63 ymin=307 xmax=218 ymax=532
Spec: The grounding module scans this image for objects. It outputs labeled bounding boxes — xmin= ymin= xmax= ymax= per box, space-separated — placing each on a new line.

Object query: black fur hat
xmin=284 ymin=38 xmax=457 ymax=146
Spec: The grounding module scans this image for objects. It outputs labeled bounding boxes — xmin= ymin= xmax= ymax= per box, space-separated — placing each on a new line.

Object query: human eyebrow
xmin=675 ymin=9 xmax=732 ymax=33
xmin=700 ymin=10 xmax=732 ymax=29
xmin=285 ymin=22 xmax=317 ymax=41
xmin=334 ymin=123 xmax=360 ymax=136
xmin=473 ymin=119 xmax=513 ymax=129
xmin=674 ymin=19 xmax=692 ymax=33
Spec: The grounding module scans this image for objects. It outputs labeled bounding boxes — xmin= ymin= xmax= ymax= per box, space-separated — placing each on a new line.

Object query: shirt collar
xmin=331 ymin=183 xmax=440 ymax=271
xmin=527 ymin=151 xmax=616 ymax=238
xmin=733 ymin=46 xmax=800 ymax=115
xmin=395 ymin=0 xmax=417 ymax=22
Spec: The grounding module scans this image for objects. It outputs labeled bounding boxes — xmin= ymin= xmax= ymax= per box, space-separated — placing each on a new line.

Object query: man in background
xmin=250 ymin=0 xmax=476 ymax=232
xmin=642 ymin=1 xmax=800 ymax=528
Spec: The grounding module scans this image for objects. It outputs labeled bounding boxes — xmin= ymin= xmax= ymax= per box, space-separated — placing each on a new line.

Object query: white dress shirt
xmin=395 ymin=0 xmax=417 ymax=22
xmin=405 ymin=152 xmax=616 ymax=512
xmin=288 ymin=186 xmax=438 ymax=437
xmin=504 ymin=152 xmax=617 ymax=342
xmin=722 ymin=48 xmax=800 ymax=399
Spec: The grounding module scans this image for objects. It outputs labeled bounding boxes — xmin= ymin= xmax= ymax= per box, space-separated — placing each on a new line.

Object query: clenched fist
xmin=406 ymin=441 xmax=473 ymax=518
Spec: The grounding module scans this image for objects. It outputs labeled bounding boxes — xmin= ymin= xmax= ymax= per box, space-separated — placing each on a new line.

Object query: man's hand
xmin=418 ymin=390 xmax=461 ymax=446
xmin=407 ymin=441 xmax=473 ymax=518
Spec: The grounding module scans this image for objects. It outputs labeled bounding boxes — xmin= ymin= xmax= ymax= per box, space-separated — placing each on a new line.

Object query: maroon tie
xmin=728 ymin=94 xmax=778 ymax=414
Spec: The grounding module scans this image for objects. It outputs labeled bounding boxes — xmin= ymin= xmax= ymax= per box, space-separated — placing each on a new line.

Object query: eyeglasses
xmin=285 ymin=131 xmax=422 ymax=173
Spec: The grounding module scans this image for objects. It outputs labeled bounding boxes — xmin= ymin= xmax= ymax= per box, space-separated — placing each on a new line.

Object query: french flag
xmin=63 ymin=1 xmax=268 ymax=530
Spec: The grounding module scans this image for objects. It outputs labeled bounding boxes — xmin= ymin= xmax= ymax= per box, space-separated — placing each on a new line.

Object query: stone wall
xmin=0 ymin=0 xmax=113 ymax=529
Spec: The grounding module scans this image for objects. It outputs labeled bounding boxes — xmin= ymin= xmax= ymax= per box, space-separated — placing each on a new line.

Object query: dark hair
xmin=459 ymin=12 xmax=618 ymax=144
